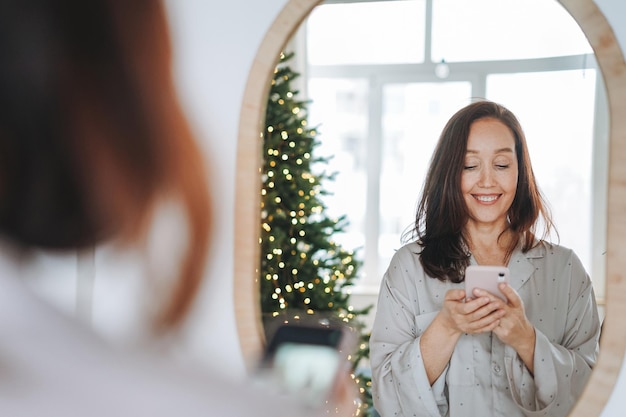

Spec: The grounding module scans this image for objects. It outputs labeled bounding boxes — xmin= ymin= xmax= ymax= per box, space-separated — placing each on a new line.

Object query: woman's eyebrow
xmin=465 ymin=147 xmax=515 ymax=154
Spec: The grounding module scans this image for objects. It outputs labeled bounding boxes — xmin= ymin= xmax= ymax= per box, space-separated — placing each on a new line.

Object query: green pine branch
xmin=260 ymin=51 xmax=375 ymax=417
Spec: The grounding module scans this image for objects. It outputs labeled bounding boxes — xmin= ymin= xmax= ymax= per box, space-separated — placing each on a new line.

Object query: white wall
xmin=160 ymin=0 xmax=290 ymax=375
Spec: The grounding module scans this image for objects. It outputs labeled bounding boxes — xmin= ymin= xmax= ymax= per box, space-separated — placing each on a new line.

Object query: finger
xmin=465 ymin=311 xmax=504 ymax=333
xmin=498 ymin=283 xmax=521 ymax=307
xmin=461 ymin=296 xmax=492 ymax=314
xmin=492 ymin=320 xmax=514 ymax=339
xmin=479 ymin=318 xmax=501 ymax=333
xmin=472 ymin=288 xmax=505 ymax=303
xmin=470 ymin=301 xmax=505 ymax=321
xmin=445 ymin=289 xmax=467 ymax=301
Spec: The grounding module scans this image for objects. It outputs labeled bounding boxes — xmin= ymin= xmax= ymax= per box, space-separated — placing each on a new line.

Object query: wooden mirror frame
xmin=234 ymin=0 xmax=626 ymax=415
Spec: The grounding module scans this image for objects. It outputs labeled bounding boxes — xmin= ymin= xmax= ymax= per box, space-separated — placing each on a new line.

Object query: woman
xmin=0 ymin=1 xmax=356 ymax=415
xmin=369 ymin=100 xmax=600 ymax=417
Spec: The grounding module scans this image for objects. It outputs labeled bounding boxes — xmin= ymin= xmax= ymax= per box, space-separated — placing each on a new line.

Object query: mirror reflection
xmin=304 ymin=0 xmax=606 ymax=301
xmin=259 ymin=0 xmax=607 ymax=416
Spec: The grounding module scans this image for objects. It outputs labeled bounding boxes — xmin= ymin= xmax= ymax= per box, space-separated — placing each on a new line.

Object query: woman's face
xmin=461 ymin=117 xmax=518 ymax=230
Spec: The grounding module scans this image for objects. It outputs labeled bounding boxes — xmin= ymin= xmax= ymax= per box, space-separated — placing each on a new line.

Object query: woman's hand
xmin=439 ymin=289 xmax=505 ymax=336
xmin=420 ymin=289 xmax=504 ymax=384
xmin=326 ymin=370 xmax=361 ymax=417
xmin=420 ymin=289 xmax=504 ymax=385
xmin=474 ymin=284 xmax=536 ymax=373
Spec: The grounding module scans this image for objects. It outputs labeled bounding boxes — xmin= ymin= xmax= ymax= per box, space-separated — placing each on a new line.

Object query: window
xmin=301 ymin=0 xmax=607 ymax=300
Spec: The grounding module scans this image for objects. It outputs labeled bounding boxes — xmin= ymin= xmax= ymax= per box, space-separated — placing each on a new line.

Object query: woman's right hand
xmin=420 ymin=289 xmax=504 ymax=384
xmin=439 ymin=289 xmax=505 ymax=335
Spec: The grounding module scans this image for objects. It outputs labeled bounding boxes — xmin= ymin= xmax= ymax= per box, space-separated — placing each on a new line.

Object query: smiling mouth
xmin=474 ymin=195 xmax=499 ymax=203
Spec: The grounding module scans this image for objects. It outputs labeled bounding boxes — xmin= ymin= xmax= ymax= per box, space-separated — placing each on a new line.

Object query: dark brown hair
xmin=403 ymin=100 xmax=554 ymax=282
xmin=0 ymin=0 xmax=211 ymax=330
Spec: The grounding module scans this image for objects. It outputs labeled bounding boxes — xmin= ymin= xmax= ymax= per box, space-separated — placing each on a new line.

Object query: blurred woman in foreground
xmin=0 ymin=1 xmax=356 ymax=415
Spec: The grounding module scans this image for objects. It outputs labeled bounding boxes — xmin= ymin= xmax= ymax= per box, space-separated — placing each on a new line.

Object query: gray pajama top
xmin=369 ymin=241 xmax=600 ymax=417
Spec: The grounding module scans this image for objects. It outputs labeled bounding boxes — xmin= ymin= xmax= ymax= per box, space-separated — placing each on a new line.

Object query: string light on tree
xmin=259 ymin=51 xmax=375 ymax=416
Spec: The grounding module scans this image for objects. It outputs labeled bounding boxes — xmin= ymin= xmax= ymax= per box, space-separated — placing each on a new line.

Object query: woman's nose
xmin=478 ymin=167 xmax=495 ymax=186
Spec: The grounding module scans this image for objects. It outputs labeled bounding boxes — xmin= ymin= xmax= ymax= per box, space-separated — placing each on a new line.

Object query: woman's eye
xmin=495 ymin=164 xmax=510 ymax=169
xmin=464 ymin=165 xmax=477 ymax=170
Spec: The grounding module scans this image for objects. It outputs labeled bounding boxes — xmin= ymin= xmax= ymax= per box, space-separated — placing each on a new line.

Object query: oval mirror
xmin=234 ymin=1 xmax=626 ymax=416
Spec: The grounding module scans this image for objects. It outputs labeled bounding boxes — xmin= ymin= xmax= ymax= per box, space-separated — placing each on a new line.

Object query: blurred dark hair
xmin=0 ymin=0 xmax=211 ymax=330
xmin=403 ymin=100 xmax=555 ymax=282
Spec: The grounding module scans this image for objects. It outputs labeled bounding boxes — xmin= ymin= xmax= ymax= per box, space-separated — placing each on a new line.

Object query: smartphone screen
xmin=256 ymin=324 xmax=348 ymax=408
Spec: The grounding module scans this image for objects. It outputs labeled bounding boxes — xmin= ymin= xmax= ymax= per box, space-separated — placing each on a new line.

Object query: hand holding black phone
xmin=255 ymin=321 xmax=356 ymax=409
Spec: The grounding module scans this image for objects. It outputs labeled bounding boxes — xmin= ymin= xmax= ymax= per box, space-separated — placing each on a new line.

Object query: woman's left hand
xmin=473 ymin=284 xmax=536 ymax=373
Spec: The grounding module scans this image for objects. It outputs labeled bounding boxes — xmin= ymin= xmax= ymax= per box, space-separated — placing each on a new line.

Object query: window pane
xmin=307 ymin=78 xmax=369 ymax=254
xmin=432 ymin=0 xmax=592 ymax=62
xmin=307 ymin=0 xmax=426 ymax=65
xmin=379 ymin=82 xmax=472 ymax=278
xmin=486 ymin=69 xmax=596 ymax=272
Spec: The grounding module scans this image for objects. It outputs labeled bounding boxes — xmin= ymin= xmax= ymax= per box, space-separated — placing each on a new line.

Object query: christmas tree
xmin=260 ymin=51 xmax=374 ymax=416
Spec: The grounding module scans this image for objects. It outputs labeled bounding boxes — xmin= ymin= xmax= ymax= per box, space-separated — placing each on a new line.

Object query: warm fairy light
xmin=261 ymin=54 xmax=370 ymax=414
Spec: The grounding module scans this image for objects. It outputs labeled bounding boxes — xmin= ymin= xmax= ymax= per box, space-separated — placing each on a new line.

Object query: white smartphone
xmin=464 ymin=265 xmax=509 ymax=301
xmin=255 ymin=322 xmax=354 ymax=409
